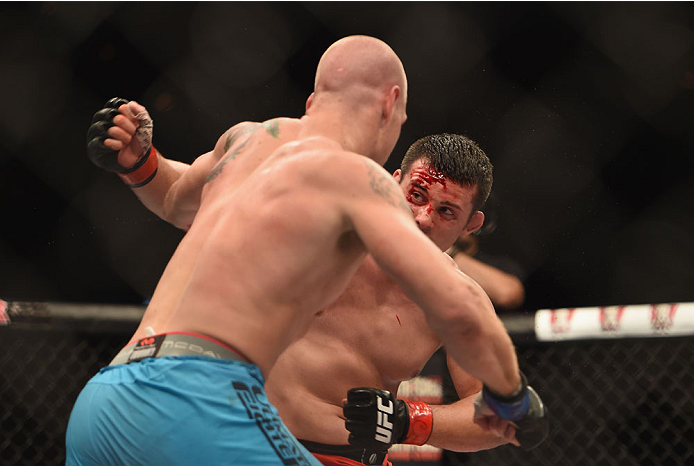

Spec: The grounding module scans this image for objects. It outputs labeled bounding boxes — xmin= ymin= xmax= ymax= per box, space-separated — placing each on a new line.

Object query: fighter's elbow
xmin=432 ymin=286 xmax=489 ymax=339
xmin=168 ymin=210 xmax=195 ymax=231
xmin=162 ymin=192 xmax=196 ymax=231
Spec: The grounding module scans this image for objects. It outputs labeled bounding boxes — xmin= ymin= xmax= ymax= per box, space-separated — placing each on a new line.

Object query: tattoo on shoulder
xmin=207 ymin=123 xmax=259 ymax=183
xmin=222 ymin=123 xmax=257 ymax=153
xmin=365 ymin=161 xmax=411 ymax=213
xmin=262 ymin=119 xmax=280 ymax=139
xmin=207 ymin=120 xmax=282 ymax=184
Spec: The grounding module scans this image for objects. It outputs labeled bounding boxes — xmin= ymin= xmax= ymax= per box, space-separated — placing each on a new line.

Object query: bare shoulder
xmin=206 ymin=118 xmax=302 ymax=183
xmin=337 ymin=155 xmax=410 ymax=212
xmin=216 ymin=117 xmax=300 ymax=153
xmin=291 ymin=149 xmax=411 ymax=214
xmin=355 ymin=157 xmax=411 ymax=212
xmin=217 ymin=121 xmax=260 ymax=152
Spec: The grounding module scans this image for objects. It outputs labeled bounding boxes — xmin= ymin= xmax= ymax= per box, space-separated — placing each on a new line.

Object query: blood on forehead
xmin=409 ymin=166 xmax=447 ymax=190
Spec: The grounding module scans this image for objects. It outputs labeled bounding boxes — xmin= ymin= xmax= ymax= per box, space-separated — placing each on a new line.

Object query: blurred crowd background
xmin=1 ymin=1 xmax=693 ymax=313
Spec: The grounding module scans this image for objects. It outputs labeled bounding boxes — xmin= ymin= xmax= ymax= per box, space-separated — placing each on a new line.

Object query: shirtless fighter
xmin=266 ymin=133 xmax=547 ymax=466
xmin=67 ymin=36 xmax=545 ymax=466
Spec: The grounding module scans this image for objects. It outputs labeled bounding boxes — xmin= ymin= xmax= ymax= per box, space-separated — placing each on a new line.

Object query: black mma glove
xmin=474 ymin=372 xmax=549 ymax=450
xmin=344 ymin=387 xmax=433 ymax=450
xmin=86 ymin=97 xmax=158 ymax=187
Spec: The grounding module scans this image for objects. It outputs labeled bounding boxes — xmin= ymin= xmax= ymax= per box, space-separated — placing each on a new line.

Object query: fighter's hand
xmin=87 ymin=97 xmax=153 ymax=172
xmin=473 ymin=373 xmax=549 ymax=450
xmin=87 ymin=98 xmax=158 ymax=187
xmin=472 ymin=398 xmax=521 ymax=447
xmin=343 ymin=387 xmax=433 ymax=450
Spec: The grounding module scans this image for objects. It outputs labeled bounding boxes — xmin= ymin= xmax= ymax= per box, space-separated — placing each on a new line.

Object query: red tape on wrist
xmin=404 ymin=401 xmax=433 ymax=445
xmin=118 ymin=146 xmax=158 ymax=188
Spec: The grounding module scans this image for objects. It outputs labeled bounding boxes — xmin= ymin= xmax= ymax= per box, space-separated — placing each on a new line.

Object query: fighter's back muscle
xmin=203 ymin=118 xmax=302 ymax=194
xmin=150 ymin=125 xmax=381 ymax=373
xmin=136 ymin=118 xmax=302 ymax=338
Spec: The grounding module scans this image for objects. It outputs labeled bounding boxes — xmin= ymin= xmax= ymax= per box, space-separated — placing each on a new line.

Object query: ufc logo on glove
xmin=344 ymin=387 xmax=434 ymax=449
xmin=375 ymin=395 xmax=394 ymax=443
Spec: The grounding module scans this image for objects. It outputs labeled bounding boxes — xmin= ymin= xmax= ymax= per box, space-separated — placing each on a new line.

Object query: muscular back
xmin=137 ymin=117 xmax=410 ymax=377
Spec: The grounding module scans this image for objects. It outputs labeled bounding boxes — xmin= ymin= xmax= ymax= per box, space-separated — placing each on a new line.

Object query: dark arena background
xmin=1 ymin=2 xmax=693 ymax=465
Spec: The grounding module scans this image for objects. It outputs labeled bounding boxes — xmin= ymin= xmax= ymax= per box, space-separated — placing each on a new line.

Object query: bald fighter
xmin=68 ymin=36 xmax=544 ymax=466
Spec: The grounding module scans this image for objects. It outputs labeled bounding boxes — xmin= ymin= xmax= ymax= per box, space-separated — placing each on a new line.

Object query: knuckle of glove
xmin=86 ymin=120 xmax=112 ymax=141
xmin=86 ymin=138 xmax=124 ymax=173
xmin=344 ymin=387 xmax=399 ymax=449
xmin=85 ymin=98 xmax=133 ymax=173
xmin=347 ymin=387 xmax=377 ymax=401
xmin=86 ymin=119 xmax=122 ymax=172
xmin=105 ymin=97 xmax=130 ymax=109
xmin=90 ymin=107 xmax=120 ymax=125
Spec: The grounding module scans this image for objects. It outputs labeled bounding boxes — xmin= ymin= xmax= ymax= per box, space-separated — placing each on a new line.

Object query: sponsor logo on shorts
xmin=375 ymin=395 xmax=394 ymax=444
xmin=128 ymin=334 xmax=165 ymax=362
xmin=161 ymin=340 xmax=222 ymax=359
xmin=233 ymin=381 xmax=315 ymax=466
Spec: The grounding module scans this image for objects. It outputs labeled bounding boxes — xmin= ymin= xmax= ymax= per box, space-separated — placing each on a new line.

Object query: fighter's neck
xmin=298 ymin=112 xmax=377 ymax=159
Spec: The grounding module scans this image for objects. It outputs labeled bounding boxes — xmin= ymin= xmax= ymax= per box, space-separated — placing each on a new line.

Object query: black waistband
xmin=109 ymin=332 xmax=250 ymax=366
xmin=299 ymin=439 xmax=388 ymax=465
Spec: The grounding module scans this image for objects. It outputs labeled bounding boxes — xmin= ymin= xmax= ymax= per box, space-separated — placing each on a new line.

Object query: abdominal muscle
xmin=265 ymin=256 xmax=442 ymax=445
xmin=267 ymin=335 xmax=389 ymax=444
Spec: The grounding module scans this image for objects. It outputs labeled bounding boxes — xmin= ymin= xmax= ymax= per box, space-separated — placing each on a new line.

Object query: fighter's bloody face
xmin=395 ymin=159 xmax=480 ymax=251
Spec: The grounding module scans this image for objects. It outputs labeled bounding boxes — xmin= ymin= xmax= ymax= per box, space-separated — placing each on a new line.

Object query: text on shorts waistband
xmin=109 ymin=332 xmax=251 ymax=366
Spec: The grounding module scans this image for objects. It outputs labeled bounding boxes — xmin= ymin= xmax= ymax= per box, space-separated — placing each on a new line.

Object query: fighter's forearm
xmin=425 ymin=275 xmax=521 ymax=398
xmin=444 ymin=323 xmax=520 ymax=398
xmin=132 ymin=153 xmax=189 ymax=224
xmin=427 ymin=398 xmax=513 ymax=452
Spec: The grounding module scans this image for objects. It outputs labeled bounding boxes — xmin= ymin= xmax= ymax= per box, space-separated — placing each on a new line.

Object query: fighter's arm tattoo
xmin=365 ymin=161 xmax=411 ymax=214
xmin=206 ymin=119 xmax=281 ymax=183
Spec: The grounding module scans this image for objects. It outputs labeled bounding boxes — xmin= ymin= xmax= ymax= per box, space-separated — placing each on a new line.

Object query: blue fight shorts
xmin=65 ymin=356 xmax=322 ymax=466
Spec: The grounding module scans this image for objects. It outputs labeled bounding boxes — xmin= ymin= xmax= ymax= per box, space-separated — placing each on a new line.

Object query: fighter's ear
xmin=382 ymin=85 xmax=401 ymax=124
xmin=464 ymin=211 xmax=485 ymax=235
xmin=393 ymin=168 xmax=402 ymax=183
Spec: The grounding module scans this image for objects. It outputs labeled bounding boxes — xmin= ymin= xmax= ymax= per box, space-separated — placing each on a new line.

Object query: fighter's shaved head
xmin=313 ymin=35 xmax=407 ymax=105
xmin=303 ymin=35 xmax=408 ymax=164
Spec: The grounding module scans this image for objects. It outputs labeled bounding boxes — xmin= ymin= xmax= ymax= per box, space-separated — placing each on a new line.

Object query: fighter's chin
xmin=420 ymin=230 xmax=443 ymax=249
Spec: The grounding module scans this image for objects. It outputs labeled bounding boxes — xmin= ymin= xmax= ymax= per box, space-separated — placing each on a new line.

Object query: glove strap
xmin=402 ymin=401 xmax=433 ymax=445
xmin=482 ymin=372 xmax=530 ymax=421
xmin=118 ymin=146 xmax=159 ymax=188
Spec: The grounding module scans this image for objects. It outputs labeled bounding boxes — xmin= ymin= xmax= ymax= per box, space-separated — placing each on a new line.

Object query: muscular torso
xmin=131 ymin=118 xmax=373 ymax=377
xmin=265 ymin=255 xmax=442 ymax=444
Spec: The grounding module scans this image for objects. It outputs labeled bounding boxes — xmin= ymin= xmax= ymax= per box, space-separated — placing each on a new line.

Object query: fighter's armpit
xmin=364 ymin=160 xmax=411 ymax=214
